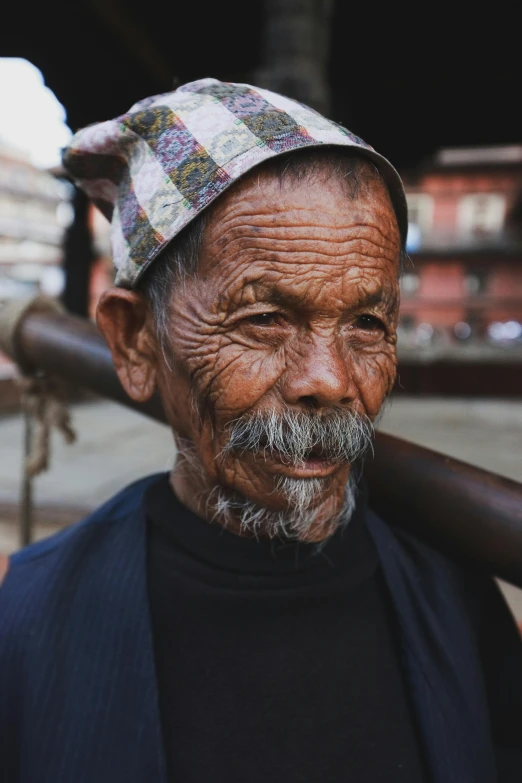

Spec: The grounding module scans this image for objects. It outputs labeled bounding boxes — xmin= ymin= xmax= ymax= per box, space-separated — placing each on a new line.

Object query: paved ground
xmin=380 ymin=397 xmax=522 ymax=483
xmin=1 ymin=396 xmax=521 ymax=617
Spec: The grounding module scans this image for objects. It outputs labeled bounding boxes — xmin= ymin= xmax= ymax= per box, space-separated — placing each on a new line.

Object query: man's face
xmin=152 ymin=168 xmax=401 ymax=534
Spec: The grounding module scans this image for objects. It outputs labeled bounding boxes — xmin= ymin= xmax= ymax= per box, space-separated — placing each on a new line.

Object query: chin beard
xmin=206 ymin=470 xmax=359 ymax=542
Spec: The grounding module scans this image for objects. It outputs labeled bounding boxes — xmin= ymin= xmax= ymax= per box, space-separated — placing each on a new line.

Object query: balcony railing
xmin=407 ymin=230 xmax=522 ymax=255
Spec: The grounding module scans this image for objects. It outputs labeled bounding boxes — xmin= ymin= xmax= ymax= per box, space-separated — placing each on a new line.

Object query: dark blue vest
xmin=0 ymin=475 xmax=497 ymax=782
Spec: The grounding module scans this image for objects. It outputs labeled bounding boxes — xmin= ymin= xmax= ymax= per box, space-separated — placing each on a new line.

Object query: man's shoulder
xmin=368 ymin=505 xmax=470 ymax=576
xmin=367 ymin=506 xmax=514 ymax=633
xmin=0 ymin=473 xmax=165 ymax=746
xmin=0 ymin=473 xmax=162 ymax=626
xmin=12 ymin=474 xmax=159 ymax=560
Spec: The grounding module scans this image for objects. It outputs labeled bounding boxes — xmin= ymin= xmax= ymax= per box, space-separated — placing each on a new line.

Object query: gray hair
xmin=138 ymin=148 xmax=408 ymax=349
xmin=222 ymin=406 xmax=374 ymax=466
xmin=207 ymin=472 xmax=359 ymax=542
xmin=175 ymin=404 xmax=375 ymax=541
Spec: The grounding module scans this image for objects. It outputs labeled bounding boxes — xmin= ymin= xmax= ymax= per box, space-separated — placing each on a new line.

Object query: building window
xmin=463 ymin=269 xmax=489 ymax=295
xmin=400 ymin=314 xmax=415 ymax=330
xmin=400 ymin=273 xmax=420 ymax=296
xmin=457 ymin=193 xmax=505 ymax=237
xmin=405 ymin=194 xmax=434 ymax=251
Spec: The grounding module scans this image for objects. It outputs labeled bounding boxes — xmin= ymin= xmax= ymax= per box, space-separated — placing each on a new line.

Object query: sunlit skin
xmin=97 ymin=165 xmax=401 ymax=542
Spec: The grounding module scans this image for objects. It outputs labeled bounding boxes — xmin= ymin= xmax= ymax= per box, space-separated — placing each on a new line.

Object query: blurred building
xmin=400 ymin=145 xmax=522 ymax=352
xmin=0 ymin=141 xmax=72 ymax=302
xmin=0 ymin=141 xmax=73 ymax=390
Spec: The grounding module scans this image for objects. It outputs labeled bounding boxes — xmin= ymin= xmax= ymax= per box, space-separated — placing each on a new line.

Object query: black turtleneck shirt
xmin=145 ymin=474 xmax=429 ymax=783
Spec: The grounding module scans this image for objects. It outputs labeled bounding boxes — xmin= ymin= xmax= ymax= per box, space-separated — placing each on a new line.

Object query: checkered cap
xmin=62 ymin=78 xmax=407 ymax=288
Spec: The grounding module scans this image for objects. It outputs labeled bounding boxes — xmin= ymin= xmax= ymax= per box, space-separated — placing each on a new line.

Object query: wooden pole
xmin=3 ymin=305 xmax=522 ymax=588
xmin=61 ymin=188 xmax=95 ymax=319
xmin=255 ymin=0 xmax=334 ymax=114
xmin=19 ymin=408 xmax=34 ymax=548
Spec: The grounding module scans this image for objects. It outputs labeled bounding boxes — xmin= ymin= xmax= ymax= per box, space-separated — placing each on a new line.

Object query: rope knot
xmin=18 ymin=375 xmax=76 ymax=477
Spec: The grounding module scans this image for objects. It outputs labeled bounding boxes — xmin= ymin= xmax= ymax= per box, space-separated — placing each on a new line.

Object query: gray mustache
xmin=223 ymin=408 xmax=374 ymax=465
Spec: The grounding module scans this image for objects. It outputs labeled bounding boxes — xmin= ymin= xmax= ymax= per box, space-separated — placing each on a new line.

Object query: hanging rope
xmin=0 ymin=297 xmax=78 ymax=546
xmin=0 ymin=296 xmax=77 ymax=477
xmin=18 ymin=374 xmax=76 ymax=477
xmin=16 ymin=372 xmax=77 ymax=548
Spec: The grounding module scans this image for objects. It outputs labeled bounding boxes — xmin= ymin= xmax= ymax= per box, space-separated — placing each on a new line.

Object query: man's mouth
xmin=254 ymin=447 xmax=341 ymax=478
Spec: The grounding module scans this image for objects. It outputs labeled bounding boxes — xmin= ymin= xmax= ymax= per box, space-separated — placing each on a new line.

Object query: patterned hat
xmin=62 ymin=78 xmax=407 ymax=288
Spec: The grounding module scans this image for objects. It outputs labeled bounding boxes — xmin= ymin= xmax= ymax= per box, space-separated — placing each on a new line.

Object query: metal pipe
xmin=3 ymin=305 xmax=522 ymax=587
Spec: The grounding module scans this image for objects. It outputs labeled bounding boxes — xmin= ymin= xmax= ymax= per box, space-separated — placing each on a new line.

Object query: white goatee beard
xmin=175 ymin=403 xmax=375 ymax=541
xmin=205 ymin=471 xmax=359 ymax=541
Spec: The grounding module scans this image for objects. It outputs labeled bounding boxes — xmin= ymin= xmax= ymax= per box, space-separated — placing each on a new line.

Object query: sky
xmin=0 ymin=58 xmax=72 ymax=169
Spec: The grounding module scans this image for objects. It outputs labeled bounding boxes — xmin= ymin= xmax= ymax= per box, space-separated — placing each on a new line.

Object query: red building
xmin=400 ymin=145 xmax=522 ymax=349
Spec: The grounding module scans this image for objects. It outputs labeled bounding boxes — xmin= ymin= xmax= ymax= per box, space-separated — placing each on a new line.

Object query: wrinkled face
xmin=153 ymin=168 xmax=401 ymax=533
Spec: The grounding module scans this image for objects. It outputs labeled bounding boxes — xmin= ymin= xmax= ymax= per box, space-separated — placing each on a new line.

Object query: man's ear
xmin=96 ymin=287 xmax=158 ymax=403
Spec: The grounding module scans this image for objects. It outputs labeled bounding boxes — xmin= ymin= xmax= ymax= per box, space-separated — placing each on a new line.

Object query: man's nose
xmin=281 ymin=334 xmax=358 ymax=409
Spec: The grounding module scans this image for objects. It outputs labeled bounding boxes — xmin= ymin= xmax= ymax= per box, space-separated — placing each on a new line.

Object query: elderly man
xmin=1 ymin=79 xmax=522 ymax=783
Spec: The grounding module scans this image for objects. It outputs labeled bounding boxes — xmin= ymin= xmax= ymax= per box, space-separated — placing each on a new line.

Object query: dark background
xmin=1 ymin=0 xmax=519 ymax=172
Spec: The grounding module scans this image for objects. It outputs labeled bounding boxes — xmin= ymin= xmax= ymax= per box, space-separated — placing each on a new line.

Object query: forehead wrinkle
xmin=220 ymin=267 xmax=398 ymax=315
xmin=204 ymin=197 xmax=399 ymax=256
xmin=211 ymin=243 xmax=400 ymax=311
xmin=201 ymin=190 xmax=400 ymax=314
xmin=203 ymin=204 xmax=399 ymax=259
xmin=206 ymin=216 xmax=398 ymax=253
xmin=212 ymin=190 xmax=348 ymax=225
xmin=204 ymin=169 xmax=399 ymax=256
xmin=206 ymin=238 xmax=399 ymax=276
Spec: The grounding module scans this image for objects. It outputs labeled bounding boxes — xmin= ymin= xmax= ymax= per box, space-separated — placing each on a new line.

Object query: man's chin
xmin=208 ymin=472 xmax=356 ymax=542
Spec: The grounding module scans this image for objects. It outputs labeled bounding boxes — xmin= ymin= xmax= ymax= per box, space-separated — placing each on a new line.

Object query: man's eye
xmin=244 ymin=312 xmax=278 ymax=326
xmin=354 ymin=314 xmax=385 ymax=331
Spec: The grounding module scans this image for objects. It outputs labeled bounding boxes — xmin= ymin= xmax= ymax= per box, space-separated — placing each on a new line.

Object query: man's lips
xmin=247 ymin=448 xmax=342 ymax=478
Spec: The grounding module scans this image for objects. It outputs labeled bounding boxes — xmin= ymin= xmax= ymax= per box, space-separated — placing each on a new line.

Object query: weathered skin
xmin=97 ymin=166 xmax=401 ymax=541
